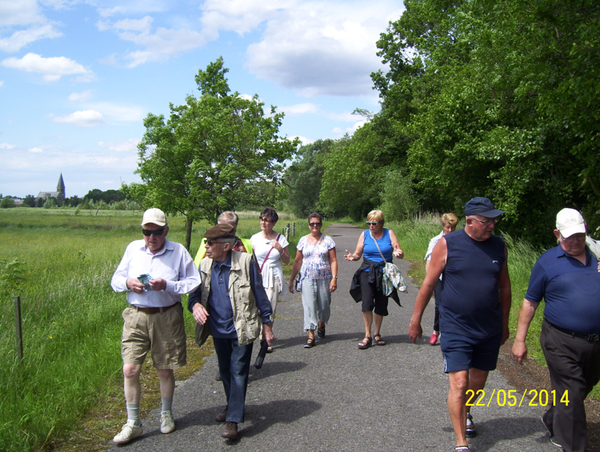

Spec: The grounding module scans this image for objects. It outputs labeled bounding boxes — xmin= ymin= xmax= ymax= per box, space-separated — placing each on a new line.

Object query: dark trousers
xmin=213 ymin=337 xmax=254 ymax=424
xmin=541 ymin=319 xmax=600 ymax=452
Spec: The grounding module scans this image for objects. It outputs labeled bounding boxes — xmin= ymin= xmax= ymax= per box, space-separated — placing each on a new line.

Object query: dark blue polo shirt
xmin=526 ymin=245 xmax=600 ymax=334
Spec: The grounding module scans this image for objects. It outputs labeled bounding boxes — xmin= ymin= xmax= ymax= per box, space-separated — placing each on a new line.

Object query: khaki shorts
xmin=121 ymin=303 xmax=187 ymax=369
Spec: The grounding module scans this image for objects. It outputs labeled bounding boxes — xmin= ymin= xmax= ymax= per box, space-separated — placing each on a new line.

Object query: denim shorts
xmin=441 ymin=331 xmax=502 ymax=373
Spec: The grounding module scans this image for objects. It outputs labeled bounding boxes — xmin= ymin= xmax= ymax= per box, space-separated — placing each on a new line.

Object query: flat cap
xmin=203 ymin=223 xmax=236 ymax=240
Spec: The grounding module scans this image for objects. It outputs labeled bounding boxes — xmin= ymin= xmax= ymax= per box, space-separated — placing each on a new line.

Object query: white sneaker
xmin=113 ymin=420 xmax=143 ymax=444
xmin=160 ymin=410 xmax=175 ymax=434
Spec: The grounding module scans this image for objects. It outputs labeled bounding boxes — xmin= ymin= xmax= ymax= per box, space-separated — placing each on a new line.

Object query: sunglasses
xmin=366 ymin=221 xmax=379 ymax=225
xmin=259 ymin=217 xmax=274 ymax=223
xmin=206 ymin=239 xmax=227 ymax=246
xmin=142 ymin=228 xmax=165 ymax=237
xmin=309 ymin=222 xmax=322 ymax=227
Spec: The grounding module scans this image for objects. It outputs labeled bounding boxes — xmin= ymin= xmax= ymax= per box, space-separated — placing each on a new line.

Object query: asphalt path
xmin=110 ymin=223 xmax=558 ymax=452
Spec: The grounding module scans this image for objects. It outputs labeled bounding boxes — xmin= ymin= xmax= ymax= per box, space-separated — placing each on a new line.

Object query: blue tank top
xmin=440 ymin=229 xmax=506 ymax=338
xmin=363 ymin=229 xmax=393 ymax=266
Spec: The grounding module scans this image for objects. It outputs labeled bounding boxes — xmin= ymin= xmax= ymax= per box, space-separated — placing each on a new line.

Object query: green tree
xmin=0 ymin=197 xmax=15 ymax=208
xmin=134 ymin=57 xmax=299 ymax=250
xmin=283 ymin=139 xmax=333 ymax=217
xmin=372 ymin=0 xmax=600 ymax=245
xmin=22 ymin=195 xmax=36 ymax=207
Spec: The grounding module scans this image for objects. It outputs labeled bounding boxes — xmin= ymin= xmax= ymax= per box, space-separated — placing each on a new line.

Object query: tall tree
xmin=133 ymin=57 xmax=299 ymax=250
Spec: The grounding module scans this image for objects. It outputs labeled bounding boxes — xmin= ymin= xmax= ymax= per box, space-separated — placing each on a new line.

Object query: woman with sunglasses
xmin=251 ymin=207 xmax=290 ymax=351
xmin=288 ymin=212 xmax=338 ymax=348
xmin=345 ymin=210 xmax=404 ymax=349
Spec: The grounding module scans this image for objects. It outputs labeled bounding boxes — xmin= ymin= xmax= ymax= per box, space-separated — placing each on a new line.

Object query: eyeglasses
xmin=206 ymin=239 xmax=227 ymax=246
xmin=142 ymin=228 xmax=165 ymax=237
xmin=259 ymin=217 xmax=274 ymax=223
xmin=309 ymin=222 xmax=322 ymax=227
xmin=366 ymin=221 xmax=379 ymax=226
xmin=559 ymin=233 xmax=585 ymax=243
xmin=470 ymin=217 xmax=495 ymax=225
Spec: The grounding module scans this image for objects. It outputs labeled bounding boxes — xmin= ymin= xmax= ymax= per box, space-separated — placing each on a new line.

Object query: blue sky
xmin=0 ymin=0 xmax=405 ymax=198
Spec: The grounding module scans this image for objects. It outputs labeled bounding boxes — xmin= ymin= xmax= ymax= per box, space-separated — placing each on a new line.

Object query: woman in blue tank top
xmin=345 ymin=210 xmax=404 ymax=349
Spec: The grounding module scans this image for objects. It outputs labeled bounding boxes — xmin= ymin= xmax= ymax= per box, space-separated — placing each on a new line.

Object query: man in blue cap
xmin=409 ymin=197 xmax=512 ymax=452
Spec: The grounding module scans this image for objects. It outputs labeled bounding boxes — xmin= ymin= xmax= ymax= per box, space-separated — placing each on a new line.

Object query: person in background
xmin=345 ymin=209 xmax=404 ymax=349
xmin=251 ymin=207 xmax=290 ymax=352
xmin=408 ymin=197 xmax=511 ymax=452
xmin=288 ymin=212 xmax=338 ymax=348
xmin=424 ymin=213 xmax=458 ymax=345
xmin=189 ymin=223 xmax=273 ymax=441
xmin=512 ymin=208 xmax=600 ymax=452
xmin=194 ymin=211 xmax=252 ymax=268
xmin=110 ymin=208 xmax=200 ymax=444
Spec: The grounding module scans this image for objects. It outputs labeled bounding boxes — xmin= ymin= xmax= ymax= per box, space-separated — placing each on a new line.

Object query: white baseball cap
xmin=556 ymin=208 xmax=586 ymax=238
xmin=141 ymin=208 xmax=167 ymax=227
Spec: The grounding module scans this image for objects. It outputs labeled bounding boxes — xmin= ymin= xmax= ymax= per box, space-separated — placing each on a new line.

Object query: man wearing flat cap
xmin=513 ymin=208 xmax=600 ymax=452
xmin=188 ymin=223 xmax=273 ymax=441
xmin=409 ymin=197 xmax=511 ymax=452
xmin=111 ymin=208 xmax=200 ymax=444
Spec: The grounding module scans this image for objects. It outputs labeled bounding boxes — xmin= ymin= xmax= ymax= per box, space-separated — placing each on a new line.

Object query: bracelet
xmin=333 ymin=276 xmax=338 ymax=279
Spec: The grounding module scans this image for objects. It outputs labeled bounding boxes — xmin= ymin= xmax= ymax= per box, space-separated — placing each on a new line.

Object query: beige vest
xmin=195 ymin=251 xmax=262 ymax=347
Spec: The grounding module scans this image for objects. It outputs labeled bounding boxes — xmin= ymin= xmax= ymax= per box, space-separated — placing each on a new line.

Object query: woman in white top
xmin=251 ymin=207 xmax=290 ymax=350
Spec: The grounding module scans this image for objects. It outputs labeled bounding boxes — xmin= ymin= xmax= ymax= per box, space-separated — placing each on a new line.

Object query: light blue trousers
xmin=301 ymin=278 xmax=331 ymax=331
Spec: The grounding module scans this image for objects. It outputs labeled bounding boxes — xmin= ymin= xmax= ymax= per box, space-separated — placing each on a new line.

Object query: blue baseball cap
xmin=464 ymin=197 xmax=505 ymax=218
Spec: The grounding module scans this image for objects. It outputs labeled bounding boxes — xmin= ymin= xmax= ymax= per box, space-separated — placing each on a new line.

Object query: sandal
xmin=304 ymin=338 xmax=316 ymax=348
xmin=373 ymin=334 xmax=386 ymax=346
xmin=358 ymin=336 xmax=372 ymax=349
xmin=317 ymin=325 xmax=326 ymax=338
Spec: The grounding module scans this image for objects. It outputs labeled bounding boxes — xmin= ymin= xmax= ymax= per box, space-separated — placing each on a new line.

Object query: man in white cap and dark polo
xmin=409 ymin=197 xmax=512 ymax=452
xmin=111 ymin=208 xmax=200 ymax=444
xmin=513 ymin=208 xmax=600 ymax=452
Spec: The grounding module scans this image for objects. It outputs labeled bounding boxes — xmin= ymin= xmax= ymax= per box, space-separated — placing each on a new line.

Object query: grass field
xmin=1 ymin=208 xmax=595 ymax=451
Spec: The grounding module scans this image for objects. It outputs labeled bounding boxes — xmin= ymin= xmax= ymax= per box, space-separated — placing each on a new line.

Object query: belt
xmin=132 ymin=303 xmax=179 ymax=314
xmin=546 ymin=319 xmax=600 ymax=342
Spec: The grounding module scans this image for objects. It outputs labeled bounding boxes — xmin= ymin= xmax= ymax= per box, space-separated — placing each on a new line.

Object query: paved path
xmin=110 ymin=223 xmax=557 ymax=452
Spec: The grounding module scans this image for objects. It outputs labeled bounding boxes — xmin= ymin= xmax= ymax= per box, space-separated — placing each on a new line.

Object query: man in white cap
xmin=513 ymin=208 xmax=600 ymax=452
xmin=111 ymin=208 xmax=200 ymax=444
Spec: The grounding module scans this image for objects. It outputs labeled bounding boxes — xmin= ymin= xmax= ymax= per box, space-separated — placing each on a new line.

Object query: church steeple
xmin=57 ymin=173 xmax=65 ymax=202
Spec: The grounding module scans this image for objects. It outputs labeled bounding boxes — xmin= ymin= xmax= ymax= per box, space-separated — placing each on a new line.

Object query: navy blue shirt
xmin=526 ymin=245 xmax=600 ymax=334
xmin=440 ymin=229 xmax=506 ymax=339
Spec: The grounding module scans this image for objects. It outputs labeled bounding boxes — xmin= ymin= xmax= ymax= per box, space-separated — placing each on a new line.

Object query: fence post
xmin=14 ymin=296 xmax=23 ymax=362
xmin=285 ymin=223 xmax=290 ymax=241
xmin=292 ymin=222 xmax=296 ymax=236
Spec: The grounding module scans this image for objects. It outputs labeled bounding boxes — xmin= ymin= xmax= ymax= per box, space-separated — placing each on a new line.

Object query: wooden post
xmin=14 ymin=296 xmax=23 ymax=362
xmin=285 ymin=223 xmax=290 ymax=241
xmin=292 ymin=222 xmax=296 ymax=236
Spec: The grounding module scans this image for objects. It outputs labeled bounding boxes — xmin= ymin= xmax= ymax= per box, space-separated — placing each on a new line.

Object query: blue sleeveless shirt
xmin=439 ymin=229 xmax=506 ymax=338
xmin=363 ymin=228 xmax=393 ymax=269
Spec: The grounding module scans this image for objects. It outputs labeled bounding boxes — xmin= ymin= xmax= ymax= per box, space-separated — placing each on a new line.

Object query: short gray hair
xmin=217 ymin=211 xmax=239 ymax=228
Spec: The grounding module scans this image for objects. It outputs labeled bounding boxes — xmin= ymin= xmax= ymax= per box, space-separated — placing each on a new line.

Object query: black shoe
xmin=215 ymin=407 xmax=227 ymax=423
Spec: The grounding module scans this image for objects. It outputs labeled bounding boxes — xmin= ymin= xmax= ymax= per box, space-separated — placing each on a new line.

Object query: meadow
xmin=0 ymin=208 xmax=593 ymax=451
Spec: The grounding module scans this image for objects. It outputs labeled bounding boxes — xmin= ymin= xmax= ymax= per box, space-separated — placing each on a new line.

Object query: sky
xmin=0 ymin=0 xmax=405 ymax=199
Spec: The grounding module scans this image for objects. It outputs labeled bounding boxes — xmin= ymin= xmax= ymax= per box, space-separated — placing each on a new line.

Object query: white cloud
xmin=98 ymin=138 xmax=139 ymax=152
xmin=281 ymin=103 xmax=320 ymax=116
xmin=0 ymin=24 xmax=62 ymax=52
xmin=1 ymin=142 xmax=15 ymax=149
xmin=50 ymin=110 xmax=105 ymax=127
xmin=1 ymin=53 xmax=95 ymax=82
xmin=244 ymin=1 xmax=404 ymax=97
xmin=69 ymin=90 xmax=94 ymax=102
xmin=91 ymin=102 xmax=146 ymax=122
xmin=0 ymin=0 xmax=43 ymax=27
xmin=29 ymin=146 xmax=43 ymax=153
xmin=0 ymin=80 xmax=4 ymax=87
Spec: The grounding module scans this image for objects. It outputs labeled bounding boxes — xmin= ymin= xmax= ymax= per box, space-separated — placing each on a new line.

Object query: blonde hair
xmin=367 ymin=210 xmax=384 ymax=225
xmin=441 ymin=213 xmax=458 ymax=227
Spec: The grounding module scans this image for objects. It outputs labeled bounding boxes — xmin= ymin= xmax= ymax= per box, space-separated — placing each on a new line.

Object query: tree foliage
xmin=372 ymin=0 xmax=600 ymax=245
xmin=133 ymin=57 xmax=299 ymax=250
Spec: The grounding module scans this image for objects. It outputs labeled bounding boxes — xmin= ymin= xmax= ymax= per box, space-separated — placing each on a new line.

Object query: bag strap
xmin=370 ymin=231 xmax=388 ymax=264
xmin=259 ymin=233 xmax=281 ymax=273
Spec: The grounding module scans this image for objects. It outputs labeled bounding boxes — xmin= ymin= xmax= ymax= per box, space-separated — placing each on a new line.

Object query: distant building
xmin=36 ymin=174 xmax=65 ymax=204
